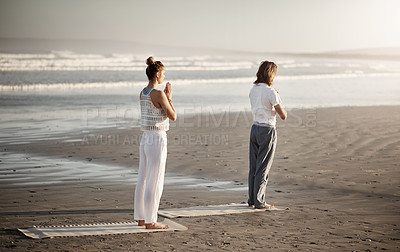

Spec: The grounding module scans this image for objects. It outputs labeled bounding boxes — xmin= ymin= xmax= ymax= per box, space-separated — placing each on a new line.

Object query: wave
xmin=3 ymin=52 xmax=400 ymax=74
xmin=0 ymin=81 xmax=148 ymax=91
xmin=0 ymin=65 xmax=253 ymax=71
xmin=281 ymin=63 xmax=311 ymax=68
xmin=277 ymin=72 xmax=400 ymax=80
xmin=0 ymin=52 xmax=255 ymax=71
xmin=2 ymin=72 xmax=400 ymax=92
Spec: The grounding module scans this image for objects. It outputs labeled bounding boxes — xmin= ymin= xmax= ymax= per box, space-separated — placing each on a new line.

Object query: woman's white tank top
xmin=140 ymin=88 xmax=169 ymax=131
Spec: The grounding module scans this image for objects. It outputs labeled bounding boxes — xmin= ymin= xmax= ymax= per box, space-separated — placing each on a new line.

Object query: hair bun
xmin=146 ymin=56 xmax=155 ymax=66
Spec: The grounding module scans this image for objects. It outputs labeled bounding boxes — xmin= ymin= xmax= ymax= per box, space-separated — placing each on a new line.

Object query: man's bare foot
xmin=145 ymin=222 xmax=169 ymax=229
xmin=257 ymin=204 xmax=274 ymax=209
xmin=138 ymin=220 xmax=145 ymax=226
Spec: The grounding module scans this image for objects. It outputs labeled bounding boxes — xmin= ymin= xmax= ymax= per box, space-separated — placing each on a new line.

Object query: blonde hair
xmin=145 ymin=56 xmax=164 ymax=80
xmin=254 ymin=61 xmax=277 ymax=85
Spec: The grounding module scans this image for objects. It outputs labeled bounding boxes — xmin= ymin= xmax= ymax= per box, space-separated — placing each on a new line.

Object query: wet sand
xmin=1 ymin=106 xmax=399 ymax=251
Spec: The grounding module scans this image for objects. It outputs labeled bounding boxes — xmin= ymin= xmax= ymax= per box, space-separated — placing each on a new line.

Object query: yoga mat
xmin=18 ymin=219 xmax=187 ymax=239
xmin=158 ymin=202 xmax=289 ymax=218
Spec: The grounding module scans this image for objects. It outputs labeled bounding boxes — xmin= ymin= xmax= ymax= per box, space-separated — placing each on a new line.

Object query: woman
xmin=248 ymin=60 xmax=287 ymax=209
xmin=134 ymin=56 xmax=177 ymax=229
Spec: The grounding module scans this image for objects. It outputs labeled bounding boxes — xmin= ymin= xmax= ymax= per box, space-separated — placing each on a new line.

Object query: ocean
xmin=1 ymin=49 xmax=400 ymax=186
xmin=1 ymin=51 xmax=400 ymax=145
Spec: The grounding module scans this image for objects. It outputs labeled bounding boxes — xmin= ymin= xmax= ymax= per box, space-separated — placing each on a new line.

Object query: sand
xmin=1 ymin=106 xmax=399 ymax=251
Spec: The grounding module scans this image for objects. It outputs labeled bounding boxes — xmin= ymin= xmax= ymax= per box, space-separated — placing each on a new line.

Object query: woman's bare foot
xmin=145 ymin=222 xmax=169 ymax=229
xmin=138 ymin=220 xmax=145 ymax=226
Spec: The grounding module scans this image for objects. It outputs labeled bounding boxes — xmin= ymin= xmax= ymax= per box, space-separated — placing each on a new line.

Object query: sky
xmin=0 ymin=0 xmax=399 ymax=53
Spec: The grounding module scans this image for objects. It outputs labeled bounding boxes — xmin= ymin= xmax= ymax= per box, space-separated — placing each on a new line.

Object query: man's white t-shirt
xmin=249 ymin=83 xmax=282 ymax=127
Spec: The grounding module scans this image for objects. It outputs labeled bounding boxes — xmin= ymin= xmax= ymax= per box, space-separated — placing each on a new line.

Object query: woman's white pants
xmin=134 ymin=131 xmax=167 ymax=224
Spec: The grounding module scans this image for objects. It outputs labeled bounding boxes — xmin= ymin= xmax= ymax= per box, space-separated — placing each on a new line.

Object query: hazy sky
xmin=0 ymin=0 xmax=399 ymax=53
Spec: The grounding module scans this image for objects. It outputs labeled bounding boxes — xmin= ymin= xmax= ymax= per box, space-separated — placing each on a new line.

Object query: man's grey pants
xmin=248 ymin=124 xmax=277 ymax=208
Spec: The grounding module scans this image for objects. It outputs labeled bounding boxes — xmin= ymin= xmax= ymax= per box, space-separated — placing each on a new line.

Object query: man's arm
xmin=274 ymin=104 xmax=287 ymax=120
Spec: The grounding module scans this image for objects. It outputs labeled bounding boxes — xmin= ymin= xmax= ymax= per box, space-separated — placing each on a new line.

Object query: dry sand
xmin=1 ymin=106 xmax=399 ymax=251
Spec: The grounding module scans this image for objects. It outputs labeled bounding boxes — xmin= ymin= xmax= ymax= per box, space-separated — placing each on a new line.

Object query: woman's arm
xmin=149 ymin=83 xmax=177 ymax=121
xmin=159 ymin=91 xmax=177 ymax=121
xmin=274 ymin=104 xmax=287 ymax=120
